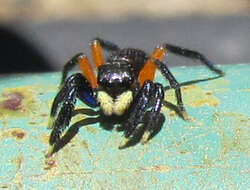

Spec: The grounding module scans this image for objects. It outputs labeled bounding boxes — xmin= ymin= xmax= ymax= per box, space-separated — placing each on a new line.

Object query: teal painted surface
xmin=0 ymin=64 xmax=249 ymax=189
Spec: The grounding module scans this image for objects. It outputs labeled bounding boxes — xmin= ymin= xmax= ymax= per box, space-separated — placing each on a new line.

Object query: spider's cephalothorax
xmin=97 ymin=60 xmax=136 ymax=116
xmin=48 ymin=37 xmax=224 ymax=155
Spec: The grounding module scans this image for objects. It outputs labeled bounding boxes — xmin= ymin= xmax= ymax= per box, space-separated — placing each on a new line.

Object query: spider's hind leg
xmin=163 ymin=43 xmax=224 ymax=76
xmin=149 ymin=43 xmax=224 ymax=119
xmin=92 ymin=37 xmax=120 ymax=52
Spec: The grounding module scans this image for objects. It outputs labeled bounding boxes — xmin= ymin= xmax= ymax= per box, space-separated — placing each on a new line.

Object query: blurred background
xmin=0 ymin=0 xmax=250 ymax=73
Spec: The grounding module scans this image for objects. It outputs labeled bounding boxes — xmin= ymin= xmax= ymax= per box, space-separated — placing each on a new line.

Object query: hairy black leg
xmin=48 ymin=85 xmax=68 ymax=129
xmin=153 ymin=59 xmax=188 ymax=119
xmin=123 ymin=81 xmax=154 ymax=138
xmin=49 ymin=73 xmax=89 ymax=129
xmin=60 ymin=53 xmax=85 ymax=87
xmin=163 ymin=43 xmax=224 ymax=76
xmin=49 ymin=87 xmax=76 ymax=145
xmin=141 ymin=83 xmax=165 ymax=143
xmin=49 ymin=73 xmax=97 ymax=146
xmin=119 ymin=81 xmax=165 ymax=148
xmin=93 ymin=37 xmax=120 ymax=52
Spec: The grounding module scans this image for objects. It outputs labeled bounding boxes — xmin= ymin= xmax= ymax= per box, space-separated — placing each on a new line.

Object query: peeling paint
xmin=41 ymin=133 xmax=50 ymax=144
xmin=215 ymin=112 xmax=250 ymax=157
xmin=1 ymin=92 xmax=24 ymax=110
xmin=164 ymin=84 xmax=220 ymax=109
xmin=82 ymin=140 xmax=92 ymax=157
xmin=0 ymin=86 xmax=40 ymax=118
xmin=85 ymin=126 xmax=98 ymax=134
xmin=140 ymin=165 xmax=171 ymax=172
xmin=11 ymin=156 xmax=23 ymax=189
xmin=0 ymin=65 xmax=249 ymax=189
xmin=11 ymin=130 xmax=26 ymax=140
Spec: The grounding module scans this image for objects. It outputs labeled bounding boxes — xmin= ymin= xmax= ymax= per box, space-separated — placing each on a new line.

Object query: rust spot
xmin=44 ymin=159 xmax=56 ymax=170
xmin=47 ymin=159 xmax=56 ymax=166
xmin=40 ymin=113 xmax=48 ymax=117
xmin=0 ymin=128 xmax=27 ymax=141
xmin=10 ymin=129 xmax=26 ymax=140
xmin=0 ymin=86 xmax=41 ymax=118
xmin=11 ymin=129 xmax=26 ymax=139
xmin=1 ymin=92 xmax=24 ymax=110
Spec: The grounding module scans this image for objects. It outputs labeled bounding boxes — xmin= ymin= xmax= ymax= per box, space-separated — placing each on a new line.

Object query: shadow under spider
xmin=49 ymin=74 xmax=223 ymax=155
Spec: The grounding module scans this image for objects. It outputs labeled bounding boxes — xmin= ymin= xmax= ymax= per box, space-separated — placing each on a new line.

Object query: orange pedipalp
xmin=78 ymin=55 xmax=98 ymax=88
xmin=91 ymin=40 xmax=105 ymax=68
xmin=138 ymin=46 xmax=166 ymax=86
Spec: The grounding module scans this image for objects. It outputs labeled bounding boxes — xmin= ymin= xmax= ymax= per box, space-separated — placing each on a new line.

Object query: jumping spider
xmin=47 ymin=38 xmax=224 ymax=154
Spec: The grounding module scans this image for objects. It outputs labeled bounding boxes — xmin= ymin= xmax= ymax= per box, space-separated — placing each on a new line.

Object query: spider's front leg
xmin=119 ymin=81 xmax=165 ymax=148
xmin=48 ymin=73 xmax=98 ymax=147
xmin=60 ymin=38 xmax=120 ymax=87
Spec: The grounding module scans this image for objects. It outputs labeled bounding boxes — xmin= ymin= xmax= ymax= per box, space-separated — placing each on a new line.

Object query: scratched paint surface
xmin=0 ymin=64 xmax=249 ymax=189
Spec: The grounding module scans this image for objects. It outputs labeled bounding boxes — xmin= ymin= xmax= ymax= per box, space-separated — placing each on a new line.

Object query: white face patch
xmin=113 ymin=91 xmax=133 ymax=115
xmin=97 ymin=91 xmax=113 ymax=116
xmin=97 ymin=90 xmax=133 ymax=116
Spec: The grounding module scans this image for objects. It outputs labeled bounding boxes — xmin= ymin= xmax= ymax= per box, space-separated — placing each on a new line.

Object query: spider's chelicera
xmin=48 ymin=38 xmax=224 ymax=154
